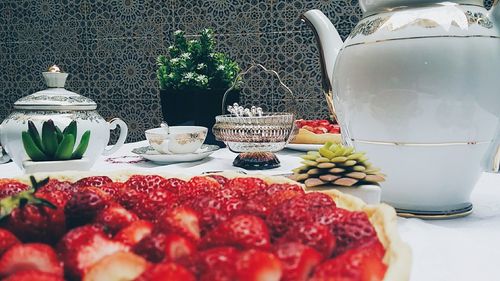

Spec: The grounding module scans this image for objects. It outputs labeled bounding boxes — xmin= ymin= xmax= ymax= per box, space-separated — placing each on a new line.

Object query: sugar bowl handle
xmin=103 ymin=118 xmax=128 ymax=156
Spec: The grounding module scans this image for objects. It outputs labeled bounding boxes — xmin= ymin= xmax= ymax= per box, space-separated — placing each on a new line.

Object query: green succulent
xmin=291 ymin=142 xmax=386 ymax=188
xmin=157 ymin=28 xmax=241 ymax=91
xmin=22 ymin=120 xmax=91 ymax=162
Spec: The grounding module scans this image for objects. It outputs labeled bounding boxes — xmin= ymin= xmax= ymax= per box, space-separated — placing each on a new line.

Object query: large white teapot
xmin=0 ymin=67 xmax=128 ymax=172
xmin=302 ymin=0 xmax=500 ymax=217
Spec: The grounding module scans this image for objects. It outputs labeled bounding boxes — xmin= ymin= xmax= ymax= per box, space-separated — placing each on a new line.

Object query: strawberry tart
xmin=291 ymin=120 xmax=341 ymax=145
xmin=0 ymin=171 xmax=411 ymax=281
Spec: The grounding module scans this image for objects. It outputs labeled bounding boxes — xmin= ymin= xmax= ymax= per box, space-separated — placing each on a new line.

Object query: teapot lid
xmin=14 ymin=65 xmax=97 ymax=111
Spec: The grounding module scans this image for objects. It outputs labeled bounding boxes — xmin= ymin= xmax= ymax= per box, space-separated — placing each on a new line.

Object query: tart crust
xmin=12 ymin=170 xmax=411 ymax=281
xmin=290 ymin=128 xmax=342 ymax=144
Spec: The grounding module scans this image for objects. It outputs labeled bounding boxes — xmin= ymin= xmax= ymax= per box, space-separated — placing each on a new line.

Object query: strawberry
xmin=331 ymin=211 xmax=378 ymax=256
xmin=266 ymin=193 xmax=335 ymax=238
xmin=235 ymin=249 xmax=282 ymax=281
xmin=135 ymin=262 xmax=195 ymax=281
xmin=310 ymin=241 xmax=387 ymax=281
xmin=155 ymin=207 xmax=200 ymax=242
xmin=35 ymin=179 xmax=75 ymax=198
xmin=206 ymin=174 xmax=228 ymax=185
xmin=97 ymin=182 xmax=125 ymax=197
xmin=263 ymin=189 xmax=303 ymax=210
xmin=180 ymin=246 xmax=239 ymax=277
xmin=114 ymin=220 xmax=153 ymax=247
xmin=279 ymin=223 xmax=336 ymax=258
xmin=133 ymin=232 xmax=195 ymax=263
xmin=188 ymin=196 xmax=228 ymax=234
xmin=223 ymin=198 xmax=270 ymax=219
xmin=65 ymin=186 xmax=111 ymax=228
xmin=1 ymin=178 xmax=66 ymax=244
xmin=0 ymin=228 xmax=20 ymax=256
xmin=177 ymin=176 xmax=223 ymax=203
xmin=273 ymin=242 xmax=322 ymax=281
xmin=201 ymin=214 xmax=271 ymax=251
xmin=0 ymin=179 xmax=29 ymax=199
xmin=164 ymin=177 xmax=188 ymax=191
xmin=224 ymin=177 xmax=268 ymax=199
xmin=313 ymin=207 xmax=350 ymax=228
xmin=2 ymin=270 xmax=64 ymax=281
xmin=265 ymin=183 xmax=304 ymax=196
xmin=132 ymin=232 xmax=168 ymax=263
xmin=82 ymin=251 xmax=148 ymax=281
xmin=124 ymin=174 xmax=175 ymax=193
xmin=200 ymin=270 xmax=236 ymax=281
xmin=300 ymin=192 xmax=336 ymax=212
xmin=119 ymin=177 xmax=178 ymax=221
xmin=73 ymin=176 xmax=113 ymax=189
xmin=0 ymin=243 xmax=63 ymax=277
xmin=266 ymin=197 xmax=313 ymax=238
xmin=93 ymin=205 xmax=139 ymax=234
xmin=162 ymin=233 xmax=196 ymax=262
xmin=57 ymin=224 xmax=129 ymax=280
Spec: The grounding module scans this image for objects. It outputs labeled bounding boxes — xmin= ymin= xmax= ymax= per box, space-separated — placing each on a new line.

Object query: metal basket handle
xmin=221 ymin=63 xmax=299 ymax=115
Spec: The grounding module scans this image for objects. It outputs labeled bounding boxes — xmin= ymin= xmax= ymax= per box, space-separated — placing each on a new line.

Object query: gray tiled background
xmin=0 ymin=0 xmax=493 ymax=141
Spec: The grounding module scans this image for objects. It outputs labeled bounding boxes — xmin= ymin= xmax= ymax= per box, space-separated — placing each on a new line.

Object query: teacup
xmin=145 ymin=126 xmax=208 ymax=154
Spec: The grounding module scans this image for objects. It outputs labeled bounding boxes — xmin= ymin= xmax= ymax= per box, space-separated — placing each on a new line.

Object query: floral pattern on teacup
xmin=175 ymin=132 xmax=205 ymax=145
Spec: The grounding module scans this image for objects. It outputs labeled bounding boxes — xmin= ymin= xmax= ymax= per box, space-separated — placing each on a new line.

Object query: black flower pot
xmin=159 ymin=88 xmax=239 ymax=145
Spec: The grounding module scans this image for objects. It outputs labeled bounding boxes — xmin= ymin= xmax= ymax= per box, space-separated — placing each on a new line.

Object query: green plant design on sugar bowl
xmin=157 ymin=28 xmax=241 ymax=91
xmin=22 ymin=120 xmax=91 ymax=161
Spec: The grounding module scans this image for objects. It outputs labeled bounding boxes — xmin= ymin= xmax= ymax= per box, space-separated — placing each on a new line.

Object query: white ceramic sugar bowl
xmin=0 ymin=66 xmax=128 ymax=172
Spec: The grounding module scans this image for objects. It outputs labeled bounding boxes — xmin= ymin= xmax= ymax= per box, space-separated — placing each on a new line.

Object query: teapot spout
xmin=301 ymin=10 xmax=344 ymax=120
xmin=489 ymin=0 xmax=500 ymax=26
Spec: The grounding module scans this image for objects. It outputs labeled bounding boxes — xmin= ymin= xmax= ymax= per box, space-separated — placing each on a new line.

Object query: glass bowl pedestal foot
xmin=232 ymin=152 xmax=280 ymax=170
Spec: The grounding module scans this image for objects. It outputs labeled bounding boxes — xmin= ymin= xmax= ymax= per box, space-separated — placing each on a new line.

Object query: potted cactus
xmin=291 ymin=142 xmax=385 ymax=204
xmin=156 ymin=28 xmax=240 ymax=145
xmin=21 ymin=120 xmax=92 ymax=173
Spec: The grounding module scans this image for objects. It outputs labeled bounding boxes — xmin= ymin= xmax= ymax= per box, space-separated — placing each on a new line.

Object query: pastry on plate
xmin=291 ymin=119 xmax=341 ymax=144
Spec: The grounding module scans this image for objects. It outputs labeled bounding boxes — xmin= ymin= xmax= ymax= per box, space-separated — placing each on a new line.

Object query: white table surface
xmin=1 ymin=140 xmax=499 ymax=281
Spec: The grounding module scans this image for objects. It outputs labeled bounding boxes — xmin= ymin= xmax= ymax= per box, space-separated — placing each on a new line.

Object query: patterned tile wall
xmin=0 ymin=0 xmax=494 ymax=142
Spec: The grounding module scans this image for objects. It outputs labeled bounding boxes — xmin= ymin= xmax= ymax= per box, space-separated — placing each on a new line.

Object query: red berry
xmin=0 ymin=243 xmax=63 ymax=277
xmin=124 ymin=175 xmax=174 ymax=193
xmin=181 ymin=246 xmax=239 ymax=276
xmin=0 ymin=179 xmax=29 ymax=199
xmin=273 ymin=242 xmax=322 ymax=281
xmin=114 ymin=220 xmax=154 ymax=247
xmin=279 ymin=223 xmax=336 ymax=258
xmin=93 ymin=205 xmax=139 ymax=234
xmin=224 ymin=177 xmax=268 ymax=200
xmin=0 ymin=229 xmax=20 ymax=257
xmin=2 ymin=270 xmax=64 ymax=281
xmin=310 ymin=241 xmax=387 ymax=281
xmin=2 ymin=196 xmax=66 ymax=245
xmin=133 ymin=232 xmax=195 ymax=263
xmin=156 ymin=207 xmax=201 ymax=242
xmin=135 ymin=262 xmax=195 ymax=281
xmin=65 ymin=186 xmax=111 ymax=228
xmin=201 ymin=214 xmax=271 ymax=251
xmin=266 ymin=197 xmax=313 ymax=238
xmin=235 ymin=249 xmax=282 ymax=281
xmin=331 ymin=211 xmax=378 ymax=256
xmin=206 ymin=174 xmax=229 ymax=185
xmin=73 ymin=176 xmax=113 ymax=189
xmin=57 ymin=224 xmax=129 ymax=280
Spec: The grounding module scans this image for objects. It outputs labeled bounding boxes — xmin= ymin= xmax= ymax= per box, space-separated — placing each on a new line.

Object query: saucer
xmin=132 ymin=145 xmax=219 ymax=164
xmin=286 ymin=143 xmax=323 ymax=152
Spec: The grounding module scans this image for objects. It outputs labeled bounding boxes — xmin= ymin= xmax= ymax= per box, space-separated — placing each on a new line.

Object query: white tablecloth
xmin=1 ymin=141 xmax=499 ymax=281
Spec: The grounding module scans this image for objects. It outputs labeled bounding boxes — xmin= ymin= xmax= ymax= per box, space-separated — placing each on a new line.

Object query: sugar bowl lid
xmin=14 ymin=65 xmax=97 ymax=110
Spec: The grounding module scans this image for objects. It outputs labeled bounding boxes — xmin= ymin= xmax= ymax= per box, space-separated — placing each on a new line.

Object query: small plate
xmin=285 ymin=143 xmax=323 ymax=152
xmin=132 ymin=145 xmax=219 ymax=164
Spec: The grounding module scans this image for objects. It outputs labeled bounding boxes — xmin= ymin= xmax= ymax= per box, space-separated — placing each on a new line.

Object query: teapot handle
xmin=103 ymin=118 xmax=128 ymax=156
xmin=0 ymin=147 xmax=10 ymax=164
